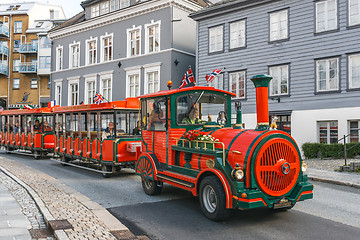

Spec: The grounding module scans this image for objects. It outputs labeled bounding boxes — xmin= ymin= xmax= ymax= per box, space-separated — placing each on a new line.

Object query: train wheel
xmin=199 ymin=176 xmax=231 ymax=221
xmin=137 ymin=156 xmax=162 ymax=195
xmin=60 ymin=155 xmax=69 ymax=166
xmin=34 ymin=151 xmax=42 ymax=159
xmin=101 ymin=164 xmax=112 ymax=178
xmin=5 ymin=146 xmax=11 ymax=154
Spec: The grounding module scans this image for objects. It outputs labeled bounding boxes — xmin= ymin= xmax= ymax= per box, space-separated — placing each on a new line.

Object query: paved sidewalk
xmin=0 ymin=156 xmax=149 ymax=240
xmin=0 ymin=181 xmax=32 ymax=240
xmin=307 ymin=168 xmax=360 ymax=188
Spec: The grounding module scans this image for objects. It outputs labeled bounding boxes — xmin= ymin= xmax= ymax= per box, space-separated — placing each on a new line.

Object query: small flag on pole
xmin=179 ymin=67 xmax=195 ymax=89
xmin=205 ymin=69 xmax=223 ymax=85
xmin=93 ymin=92 xmax=104 ymax=105
xmin=48 ymin=100 xmax=56 ymax=108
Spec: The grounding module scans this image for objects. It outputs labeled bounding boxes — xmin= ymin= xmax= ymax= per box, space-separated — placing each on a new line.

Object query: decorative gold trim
xmin=257 ymin=122 xmax=269 ymax=126
xmin=203 ymin=125 xmax=221 ymax=128
xmin=232 ymin=150 xmax=242 ymax=155
xmin=206 ymin=159 xmax=215 ymax=169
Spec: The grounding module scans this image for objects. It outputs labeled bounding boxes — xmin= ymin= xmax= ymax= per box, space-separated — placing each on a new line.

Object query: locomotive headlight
xmin=302 ymin=162 xmax=308 ymax=172
xmin=232 ymin=169 xmax=244 ymax=180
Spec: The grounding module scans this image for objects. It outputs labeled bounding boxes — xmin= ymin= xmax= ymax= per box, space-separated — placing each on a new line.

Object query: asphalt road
xmin=2 ymin=152 xmax=360 ymax=240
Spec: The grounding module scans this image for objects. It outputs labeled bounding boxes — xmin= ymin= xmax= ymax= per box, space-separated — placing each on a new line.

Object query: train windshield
xmin=176 ymin=92 xmax=228 ymax=125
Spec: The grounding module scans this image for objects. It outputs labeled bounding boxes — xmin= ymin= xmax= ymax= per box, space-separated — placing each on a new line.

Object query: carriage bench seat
xmin=62 ymin=148 xmax=66 ymax=152
xmin=55 ymin=147 xmax=60 ymax=152
xmin=96 ymin=153 xmax=102 ymax=159
xmin=69 ymin=149 xmax=74 ymax=154
xmin=77 ymin=150 xmax=82 ymax=155
xmin=86 ymin=152 xmax=91 ymax=158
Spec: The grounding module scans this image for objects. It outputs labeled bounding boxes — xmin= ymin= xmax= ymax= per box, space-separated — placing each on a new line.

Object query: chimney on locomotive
xmin=250 ymin=74 xmax=273 ymax=130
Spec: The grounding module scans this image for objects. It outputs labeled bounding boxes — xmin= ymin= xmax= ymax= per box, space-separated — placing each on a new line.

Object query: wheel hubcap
xmin=203 ymin=185 xmax=217 ymax=213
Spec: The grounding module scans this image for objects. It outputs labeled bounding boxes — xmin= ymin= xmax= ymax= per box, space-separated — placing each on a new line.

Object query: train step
xmin=157 ymin=173 xmax=195 ymax=188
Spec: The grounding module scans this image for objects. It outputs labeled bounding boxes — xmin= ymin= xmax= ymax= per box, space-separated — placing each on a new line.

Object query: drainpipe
xmin=7 ymin=14 xmax=12 ymax=109
xmin=250 ymin=74 xmax=272 ymax=130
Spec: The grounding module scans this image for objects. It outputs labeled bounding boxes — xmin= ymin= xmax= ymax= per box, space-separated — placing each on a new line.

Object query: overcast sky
xmin=2 ymin=0 xmax=84 ymax=19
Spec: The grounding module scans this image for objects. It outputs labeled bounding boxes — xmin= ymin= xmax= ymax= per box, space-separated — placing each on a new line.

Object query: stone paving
xmin=0 ymin=156 xmax=147 ymax=240
xmin=0 ymin=179 xmax=32 ymax=240
xmin=305 ymin=158 xmax=360 ymax=172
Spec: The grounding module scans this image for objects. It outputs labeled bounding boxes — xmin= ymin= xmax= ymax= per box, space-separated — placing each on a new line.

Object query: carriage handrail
xmin=173 ymin=138 xmax=226 ymax=166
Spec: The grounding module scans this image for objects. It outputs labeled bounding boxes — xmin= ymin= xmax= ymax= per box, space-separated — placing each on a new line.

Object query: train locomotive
xmin=135 ymin=74 xmax=313 ymax=220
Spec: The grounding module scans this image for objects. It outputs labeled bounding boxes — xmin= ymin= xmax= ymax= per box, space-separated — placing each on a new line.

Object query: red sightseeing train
xmin=135 ymin=74 xmax=313 ymax=220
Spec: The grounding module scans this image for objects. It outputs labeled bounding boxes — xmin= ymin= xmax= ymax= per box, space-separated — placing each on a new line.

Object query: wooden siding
xmin=196 ymin=0 xmax=360 ymax=113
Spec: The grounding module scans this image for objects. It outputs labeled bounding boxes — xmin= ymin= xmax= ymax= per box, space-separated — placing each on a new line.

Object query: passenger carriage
xmin=53 ymin=98 xmax=142 ymax=177
xmin=135 ymin=75 xmax=313 ymax=220
xmin=0 ymin=107 xmax=54 ymax=159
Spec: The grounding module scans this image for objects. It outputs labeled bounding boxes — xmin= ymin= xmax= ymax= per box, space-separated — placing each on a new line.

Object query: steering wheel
xmin=217 ymin=111 xmax=227 ymax=126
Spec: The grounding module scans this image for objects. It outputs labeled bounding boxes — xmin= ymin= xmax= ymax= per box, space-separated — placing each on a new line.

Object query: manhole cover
xmin=111 ymin=230 xmax=137 ymax=240
xmin=29 ymin=229 xmax=53 ymax=238
xmin=48 ymin=219 xmax=73 ymax=230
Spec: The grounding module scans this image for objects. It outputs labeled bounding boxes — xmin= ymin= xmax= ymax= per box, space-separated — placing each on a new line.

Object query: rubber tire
xmin=142 ymin=178 xmax=162 ymax=196
xmin=5 ymin=146 xmax=11 ymax=154
xmin=60 ymin=155 xmax=69 ymax=166
xmin=101 ymin=165 xmax=112 ymax=178
xmin=34 ymin=151 xmax=42 ymax=159
xmin=199 ymin=176 xmax=231 ymax=221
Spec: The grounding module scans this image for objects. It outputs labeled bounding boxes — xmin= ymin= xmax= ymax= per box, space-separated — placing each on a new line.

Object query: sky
xmin=2 ymin=0 xmax=84 ymax=19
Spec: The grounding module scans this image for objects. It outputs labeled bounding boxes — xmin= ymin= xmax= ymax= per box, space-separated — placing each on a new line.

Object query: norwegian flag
xmin=179 ymin=67 xmax=195 ymax=89
xmin=205 ymin=69 xmax=223 ymax=84
xmin=93 ymin=92 xmax=104 ymax=105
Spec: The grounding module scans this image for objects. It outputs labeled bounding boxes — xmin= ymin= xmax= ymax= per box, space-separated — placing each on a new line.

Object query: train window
xmin=143 ymin=98 xmax=166 ymax=131
xmin=115 ymin=111 xmax=139 ymax=135
xmin=21 ymin=116 xmax=26 ymax=133
xmin=101 ymin=113 xmax=114 ymax=140
xmin=65 ymin=114 xmax=71 ymax=135
xmin=55 ymin=114 xmax=64 ymax=135
xmin=130 ymin=112 xmax=140 ymax=135
xmin=90 ymin=113 xmax=97 ymax=132
xmin=80 ymin=113 xmax=87 ymax=138
xmin=72 ymin=114 xmax=79 ymax=136
xmin=42 ymin=115 xmax=53 ymax=133
xmin=176 ymin=92 xmax=227 ymax=125
xmin=14 ymin=116 xmax=20 ymax=134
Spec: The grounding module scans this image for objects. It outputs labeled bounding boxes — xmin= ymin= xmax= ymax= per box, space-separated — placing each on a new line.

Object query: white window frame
xmin=56 ymin=45 xmax=63 ymax=71
xmin=348 ymin=120 xmax=360 ymax=143
xmin=349 ymin=53 xmax=360 ymax=89
xmin=100 ymin=71 xmax=113 ymax=102
xmin=91 ymin=4 xmax=100 ymax=18
xmin=127 ymin=25 xmax=141 ymax=58
xmin=69 ymin=41 xmax=80 ymax=69
xmin=110 ymin=0 xmax=120 ymax=11
xmin=316 ymin=57 xmax=339 ymax=92
xmin=13 ymin=59 xmax=20 ymax=72
xmin=13 ymin=78 xmax=20 ymax=89
xmin=125 ymin=66 xmax=141 ymax=97
xmin=120 ymin=0 xmax=130 ymax=8
xmin=145 ymin=20 xmax=161 ymax=54
xmin=85 ymin=37 xmax=97 ymax=65
xmin=349 ymin=0 xmax=360 ymax=26
xmin=209 ymin=25 xmax=223 ymax=53
xmin=68 ymin=77 xmax=80 ymax=106
xmin=209 ymin=74 xmax=224 ymax=90
xmin=54 ymin=79 xmax=62 ymax=106
xmin=316 ymin=0 xmax=338 ymax=33
xmin=144 ymin=63 xmax=161 ymax=94
xmin=318 ymin=121 xmax=338 ymax=144
xmin=269 ymin=65 xmax=289 ymax=96
xmin=230 ymin=20 xmax=246 ymax=49
xmin=100 ymin=33 xmax=113 ymax=63
xmin=100 ymin=1 xmax=110 ymax=15
xmin=14 ymin=21 xmax=22 ymax=33
xmin=84 ymin=74 xmax=97 ymax=104
xmin=269 ymin=9 xmax=288 ymax=42
xmin=31 ymin=78 xmax=38 ymax=89
xmin=229 ymin=71 xmax=246 ymax=99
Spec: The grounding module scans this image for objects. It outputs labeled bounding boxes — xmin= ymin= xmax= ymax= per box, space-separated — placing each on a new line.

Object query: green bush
xmin=302 ymin=142 xmax=360 ymax=159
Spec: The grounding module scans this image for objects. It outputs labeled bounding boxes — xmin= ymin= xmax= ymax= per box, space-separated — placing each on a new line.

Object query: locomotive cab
xmin=136 ymin=75 xmax=313 ymax=221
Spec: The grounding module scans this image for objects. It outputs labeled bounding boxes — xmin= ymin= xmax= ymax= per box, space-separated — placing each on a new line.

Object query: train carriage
xmin=135 ymin=75 xmax=313 ymax=220
xmin=0 ymin=107 xmax=55 ymax=159
xmin=53 ymin=98 xmax=142 ymax=177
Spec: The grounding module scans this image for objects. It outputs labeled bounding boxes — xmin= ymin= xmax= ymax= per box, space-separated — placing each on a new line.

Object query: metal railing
xmin=0 ymin=24 xmax=10 ymax=38
xmin=337 ymin=128 xmax=360 ymax=166
xmin=19 ymin=62 xmax=37 ymax=73
xmin=175 ymin=138 xmax=226 ymax=166
xmin=0 ymin=64 xmax=8 ymax=75
xmin=19 ymin=44 xmax=38 ymax=53
xmin=0 ymin=45 xmax=9 ymax=55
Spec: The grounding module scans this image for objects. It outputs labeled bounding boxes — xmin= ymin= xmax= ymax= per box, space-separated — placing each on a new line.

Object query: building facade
xmin=0 ymin=2 xmax=66 ymax=109
xmin=190 ymin=0 xmax=360 ymax=148
xmin=49 ymin=0 xmax=205 ymax=107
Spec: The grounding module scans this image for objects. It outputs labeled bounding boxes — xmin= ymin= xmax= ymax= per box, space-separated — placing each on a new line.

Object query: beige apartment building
xmin=0 ymin=2 xmax=65 ymax=109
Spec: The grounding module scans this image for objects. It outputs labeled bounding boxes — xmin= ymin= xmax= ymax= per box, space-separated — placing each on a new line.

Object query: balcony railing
xmin=0 ymin=45 xmax=9 ymax=56
xmin=0 ymin=64 xmax=8 ymax=75
xmin=19 ymin=44 xmax=38 ymax=53
xmin=19 ymin=62 xmax=37 ymax=73
xmin=0 ymin=24 xmax=9 ymax=38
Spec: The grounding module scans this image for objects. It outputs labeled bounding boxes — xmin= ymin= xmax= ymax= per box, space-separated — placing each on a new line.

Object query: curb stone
xmin=308 ymin=176 xmax=360 ymax=189
xmin=0 ymin=165 xmax=69 ymax=240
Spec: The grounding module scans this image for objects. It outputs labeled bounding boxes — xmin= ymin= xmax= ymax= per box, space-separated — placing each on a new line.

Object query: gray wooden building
xmin=49 ymin=0 xmax=205 ymax=106
xmin=190 ymin=0 xmax=360 ymax=148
